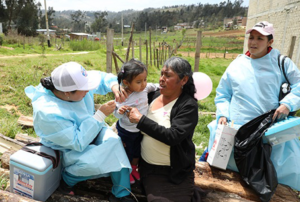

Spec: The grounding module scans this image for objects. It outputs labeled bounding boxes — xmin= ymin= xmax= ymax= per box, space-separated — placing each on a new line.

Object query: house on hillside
xmin=36 ymin=29 xmax=56 ymax=36
xmin=224 ymin=16 xmax=247 ymax=29
xmin=174 ymin=23 xmax=193 ymax=30
xmin=69 ymin=33 xmax=89 ymax=40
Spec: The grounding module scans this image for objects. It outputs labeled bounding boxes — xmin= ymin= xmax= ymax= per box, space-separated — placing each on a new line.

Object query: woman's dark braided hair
xmin=163 ymin=57 xmax=196 ymax=100
xmin=40 ymin=77 xmax=55 ymax=91
xmin=40 ymin=76 xmax=76 ymax=93
xmin=117 ymin=58 xmax=147 ymax=92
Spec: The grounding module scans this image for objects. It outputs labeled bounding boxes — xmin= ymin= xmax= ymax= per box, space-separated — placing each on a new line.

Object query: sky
xmin=38 ymin=0 xmax=249 ymax=12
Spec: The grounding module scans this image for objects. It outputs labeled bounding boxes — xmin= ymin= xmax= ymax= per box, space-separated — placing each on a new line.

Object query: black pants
xmin=139 ymin=158 xmax=195 ymax=202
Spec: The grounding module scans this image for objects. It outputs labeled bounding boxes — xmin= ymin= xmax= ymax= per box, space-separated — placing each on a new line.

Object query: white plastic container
xmin=264 ymin=116 xmax=300 ymax=146
xmin=10 ymin=145 xmax=61 ymax=201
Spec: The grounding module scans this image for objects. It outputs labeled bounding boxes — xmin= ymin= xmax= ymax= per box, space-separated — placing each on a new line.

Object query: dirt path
xmin=0 ymin=51 xmax=89 ymax=59
xmin=178 ymin=51 xmax=240 ymax=59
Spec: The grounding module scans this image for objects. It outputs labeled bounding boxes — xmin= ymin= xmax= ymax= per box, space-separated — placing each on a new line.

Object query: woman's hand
xmin=111 ymin=84 xmax=128 ymax=103
xmin=99 ymin=100 xmax=116 ymax=116
xmin=273 ymin=104 xmax=290 ymax=121
xmin=127 ymin=107 xmax=143 ymax=124
xmin=218 ymin=117 xmax=228 ymax=125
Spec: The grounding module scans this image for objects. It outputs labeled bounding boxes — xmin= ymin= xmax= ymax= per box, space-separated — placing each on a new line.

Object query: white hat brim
xmin=246 ymin=27 xmax=270 ymax=36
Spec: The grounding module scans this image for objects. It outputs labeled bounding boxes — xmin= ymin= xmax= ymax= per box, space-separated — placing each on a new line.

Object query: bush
xmin=69 ymin=39 xmax=101 ymax=51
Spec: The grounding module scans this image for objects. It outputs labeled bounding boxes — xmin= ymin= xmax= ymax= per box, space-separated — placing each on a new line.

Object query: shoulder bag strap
xmin=278 ymin=54 xmax=290 ymax=85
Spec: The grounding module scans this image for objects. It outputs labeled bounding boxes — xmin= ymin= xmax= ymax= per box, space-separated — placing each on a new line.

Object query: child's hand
xmin=118 ymin=106 xmax=129 ymax=115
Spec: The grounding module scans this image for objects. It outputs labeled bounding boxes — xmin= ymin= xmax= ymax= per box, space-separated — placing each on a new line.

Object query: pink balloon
xmin=192 ymin=72 xmax=213 ymax=100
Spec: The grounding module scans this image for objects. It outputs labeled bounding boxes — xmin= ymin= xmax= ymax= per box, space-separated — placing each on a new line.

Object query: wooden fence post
xmin=153 ymin=42 xmax=156 ymax=67
xmin=139 ymin=37 xmax=142 ymax=62
xmin=149 ymin=28 xmax=152 ymax=66
xmin=161 ymin=42 xmax=164 ymax=65
xmin=156 ymin=49 xmax=159 ymax=68
xmin=194 ymin=31 xmax=202 ymax=72
xmin=132 ymin=40 xmax=134 ymax=59
xmin=146 ymin=40 xmax=148 ymax=68
xmin=158 ymin=43 xmax=161 ymax=65
xmin=288 ymin=36 xmax=296 ymax=59
xmin=106 ymin=28 xmax=114 ymax=73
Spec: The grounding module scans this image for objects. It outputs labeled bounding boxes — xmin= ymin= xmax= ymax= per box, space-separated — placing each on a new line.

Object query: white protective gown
xmin=208 ymin=49 xmax=300 ymax=191
xmin=25 ymin=71 xmax=131 ymax=177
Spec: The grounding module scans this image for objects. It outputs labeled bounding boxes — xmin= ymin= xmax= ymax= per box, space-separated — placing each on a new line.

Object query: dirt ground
xmin=178 ymin=51 xmax=240 ymax=59
xmin=187 ymin=29 xmax=245 ymax=37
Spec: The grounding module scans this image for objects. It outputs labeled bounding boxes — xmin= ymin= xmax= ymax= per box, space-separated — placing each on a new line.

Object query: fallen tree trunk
xmin=195 ymin=162 xmax=300 ymax=202
xmin=0 ymin=190 xmax=41 ymax=202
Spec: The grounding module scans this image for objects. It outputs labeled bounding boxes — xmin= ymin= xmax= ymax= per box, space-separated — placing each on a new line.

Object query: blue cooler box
xmin=265 ymin=116 xmax=300 ymax=146
xmin=10 ymin=145 xmax=61 ymax=201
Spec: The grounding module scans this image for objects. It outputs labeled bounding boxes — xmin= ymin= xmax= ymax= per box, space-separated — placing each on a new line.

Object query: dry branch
xmin=125 ymin=23 xmax=135 ymax=62
xmin=112 ymin=51 xmax=125 ymax=64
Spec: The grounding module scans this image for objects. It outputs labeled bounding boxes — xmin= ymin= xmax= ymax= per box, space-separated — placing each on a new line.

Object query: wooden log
xmin=0 ymin=190 xmax=41 ymax=202
xmin=195 ymin=162 xmax=300 ymax=202
xmin=47 ymin=191 xmax=108 ymax=202
xmin=17 ymin=115 xmax=33 ymax=127
xmin=0 ymin=133 xmax=25 ymax=153
xmin=15 ymin=133 xmax=40 ymax=144
xmin=1 ymin=150 xmax=16 ymax=169
xmin=0 ymin=167 xmax=10 ymax=178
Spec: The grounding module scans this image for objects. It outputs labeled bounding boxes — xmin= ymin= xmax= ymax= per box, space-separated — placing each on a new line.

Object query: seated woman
xmin=204 ymin=21 xmax=300 ymax=191
xmin=127 ymin=57 xmax=206 ymax=202
xmin=25 ymin=62 xmax=135 ymax=202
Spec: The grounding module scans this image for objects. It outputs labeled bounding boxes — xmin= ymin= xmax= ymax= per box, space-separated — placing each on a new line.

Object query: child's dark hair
xmin=117 ymin=59 xmax=147 ymax=91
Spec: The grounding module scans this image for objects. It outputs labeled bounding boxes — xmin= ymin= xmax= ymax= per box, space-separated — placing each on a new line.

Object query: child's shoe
xmin=129 ymin=173 xmax=135 ymax=184
xmin=131 ymin=165 xmax=140 ymax=181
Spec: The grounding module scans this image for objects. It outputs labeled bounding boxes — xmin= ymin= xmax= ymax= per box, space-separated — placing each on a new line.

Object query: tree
xmin=5 ymin=0 xmax=17 ymax=29
xmin=0 ymin=0 xmax=8 ymax=33
xmin=91 ymin=11 xmax=108 ymax=33
xmin=71 ymin=10 xmax=86 ymax=32
xmin=40 ymin=7 xmax=55 ymax=29
xmin=15 ymin=0 xmax=39 ymax=36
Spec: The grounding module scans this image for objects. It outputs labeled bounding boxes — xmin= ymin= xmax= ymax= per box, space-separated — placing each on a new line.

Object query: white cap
xmin=51 ymin=62 xmax=100 ymax=92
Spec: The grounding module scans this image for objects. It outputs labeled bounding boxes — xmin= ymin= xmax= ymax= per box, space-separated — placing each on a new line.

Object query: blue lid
xmin=265 ymin=116 xmax=300 ymax=136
